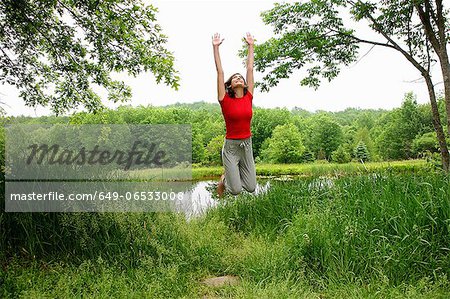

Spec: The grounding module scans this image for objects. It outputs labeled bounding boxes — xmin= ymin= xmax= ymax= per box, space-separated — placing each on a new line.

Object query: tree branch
xmin=424 ymin=0 xmax=439 ymax=27
xmin=347 ymin=34 xmax=397 ymax=49
xmin=426 ymin=37 xmax=432 ymax=73
xmin=435 ymin=0 xmax=446 ymax=43
xmin=56 ymin=0 xmax=89 ymax=31
xmin=327 ymin=28 xmax=397 ymax=49
xmin=18 ymin=7 xmax=93 ymax=107
xmin=406 ymin=5 xmax=414 ymax=55
xmin=19 ymin=11 xmax=66 ymax=68
xmin=348 ymin=1 xmax=429 ymax=77
xmin=352 ymin=44 xmax=376 ymax=66
xmin=414 ymin=3 xmax=441 ymax=51
xmin=0 ymin=47 xmax=22 ymax=82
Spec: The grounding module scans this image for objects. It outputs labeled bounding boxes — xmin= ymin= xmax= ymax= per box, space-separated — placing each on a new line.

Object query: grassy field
xmin=1 ymin=161 xmax=449 ymax=298
xmin=101 ymin=159 xmax=428 ymax=180
xmin=193 ymin=159 xmax=429 ymax=179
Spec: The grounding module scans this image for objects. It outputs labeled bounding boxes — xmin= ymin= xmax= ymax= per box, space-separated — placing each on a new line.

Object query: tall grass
xmin=210 ymin=172 xmax=450 ymax=285
xmin=1 ymin=171 xmax=449 ymax=297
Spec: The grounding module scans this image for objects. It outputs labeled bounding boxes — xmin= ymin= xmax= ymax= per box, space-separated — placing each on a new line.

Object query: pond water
xmin=174 ymin=176 xmax=337 ymax=219
xmin=175 ymin=179 xmax=271 ymax=219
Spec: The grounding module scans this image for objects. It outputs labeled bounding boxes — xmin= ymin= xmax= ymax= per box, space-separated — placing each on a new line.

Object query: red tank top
xmin=219 ymin=91 xmax=253 ymax=139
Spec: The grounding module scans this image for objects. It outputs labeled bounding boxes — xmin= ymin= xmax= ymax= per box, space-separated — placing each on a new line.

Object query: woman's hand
xmin=244 ymin=32 xmax=254 ymax=46
xmin=244 ymin=33 xmax=254 ymax=95
xmin=212 ymin=33 xmax=224 ymax=47
xmin=212 ymin=33 xmax=225 ymax=101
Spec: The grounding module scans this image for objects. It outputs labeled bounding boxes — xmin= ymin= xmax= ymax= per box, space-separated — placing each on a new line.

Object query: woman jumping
xmin=212 ymin=32 xmax=257 ymax=197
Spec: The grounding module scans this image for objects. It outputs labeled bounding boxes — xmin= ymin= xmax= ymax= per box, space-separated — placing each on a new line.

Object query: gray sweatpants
xmin=221 ymin=137 xmax=257 ymax=195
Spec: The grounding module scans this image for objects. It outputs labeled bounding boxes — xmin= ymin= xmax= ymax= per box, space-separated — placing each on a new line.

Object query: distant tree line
xmin=1 ymin=92 xmax=447 ymax=167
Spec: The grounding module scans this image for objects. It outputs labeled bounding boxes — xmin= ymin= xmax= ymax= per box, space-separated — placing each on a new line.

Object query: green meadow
xmin=1 ymin=162 xmax=449 ymax=298
xmin=192 ymin=159 xmax=428 ymax=179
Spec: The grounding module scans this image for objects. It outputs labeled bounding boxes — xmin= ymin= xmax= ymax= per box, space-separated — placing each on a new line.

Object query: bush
xmin=260 ymin=123 xmax=305 ymax=164
xmin=301 ymin=150 xmax=315 ymax=163
xmin=331 ymin=145 xmax=351 ymax=163
xmin=205 ymin=135 xmax=224 ymax=165
xmin=412 ymin=132 xmax=439 ymax=156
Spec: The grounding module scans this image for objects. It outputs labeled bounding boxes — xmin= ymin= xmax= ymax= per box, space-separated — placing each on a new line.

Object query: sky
xmin=1 ymin=0 xmax=445 ymax=117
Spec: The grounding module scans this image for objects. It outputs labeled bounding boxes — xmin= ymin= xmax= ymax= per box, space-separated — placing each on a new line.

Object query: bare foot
xmin=217 ymin=174 xmax=225 ymax=197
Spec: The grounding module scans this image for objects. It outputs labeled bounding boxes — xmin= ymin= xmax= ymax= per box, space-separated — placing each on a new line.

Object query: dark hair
xmin=224 ymin=73 xmax=248 ymax=98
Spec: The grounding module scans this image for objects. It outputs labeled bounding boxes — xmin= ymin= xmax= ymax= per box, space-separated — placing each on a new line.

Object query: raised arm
xmin=244 ymin=32 xmax=254 ymax=95
xmin=212 ymin=33 xmax=226 ymax=101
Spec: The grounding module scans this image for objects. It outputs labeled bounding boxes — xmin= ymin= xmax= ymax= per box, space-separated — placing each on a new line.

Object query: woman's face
xmin=230 ymin=74 xmax=245 ymax=88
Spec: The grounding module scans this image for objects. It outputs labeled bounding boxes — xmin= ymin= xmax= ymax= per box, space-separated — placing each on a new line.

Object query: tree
xmin=251 ymin=108 xmax=292 ymax=158
xmin=354 ymin=126 xmax=375 ymax=158
xmin=248 ymin=0 xmax=450 ymax=171
xmin=0 ymin=0 xmax=179 ymax=115
xmin=301 ymin=150 xmax=316 ymax=163
xmin=192 ymin=131 xmax=206 ymax=164
xmin=375 ymin=93 xmax=429 ymax=159
xmin=340 ymin=124 xmax=360 ymax=158
xmin=205 ymin=135 xmax=224 ymax=166
xmin=412 ymin=131 xmax=440 ymax=156
xmin=304 ymin=114 xmax=343 ymax=161
xmin=260 ymin=123 xmax=305 ymax=163
xmin=332 ymin=144 xmax=352 ymax=163
xmin=354 ymin=141 xmax=370 ymax=162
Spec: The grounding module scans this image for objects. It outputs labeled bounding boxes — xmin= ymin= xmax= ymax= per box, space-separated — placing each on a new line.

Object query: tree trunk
xmin=438 ymin=48 xmax=450 ymax=138
xmin=412 ymin=0 xmax=450 ymax=171
xmin=424 ymin=74 xmax=450 ymax=172
xmin=435 ymin=0 xmax=450 ymax=138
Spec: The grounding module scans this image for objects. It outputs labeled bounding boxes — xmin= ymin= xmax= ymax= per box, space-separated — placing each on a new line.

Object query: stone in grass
xmin=201 ymin=275 xmax=240 ymax=288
